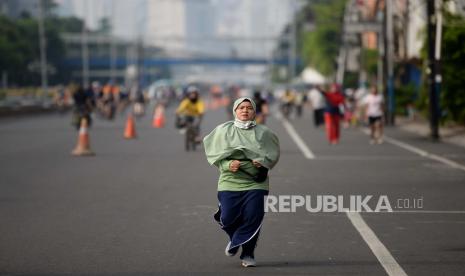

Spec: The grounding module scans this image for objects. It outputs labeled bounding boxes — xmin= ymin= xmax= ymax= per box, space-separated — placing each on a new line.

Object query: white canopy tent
xmin=299 ymin=67 xmax=326 ymax=85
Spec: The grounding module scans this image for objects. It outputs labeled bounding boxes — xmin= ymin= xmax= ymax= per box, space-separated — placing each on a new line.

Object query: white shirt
xmin=308 ymin=89 xmax=326 ymax=109
xmin=364 ymin=94 xmax=384 ymax=117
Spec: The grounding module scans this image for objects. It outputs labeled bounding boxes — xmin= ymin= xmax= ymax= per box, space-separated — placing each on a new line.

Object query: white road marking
xmin=361 ymin=128 xmax=465 ymax=173
xmin=391 ymin=210 xmax=465 ymax=214
xmin=316 ymin=155 xmax=424 ymax=161
xmin=346 ymin=211 xmax=408 ymax=276
xmin=348 ymin=210 xmax=465 ymax=214
xmin=274 ymin=113 xmax=315 ymax=159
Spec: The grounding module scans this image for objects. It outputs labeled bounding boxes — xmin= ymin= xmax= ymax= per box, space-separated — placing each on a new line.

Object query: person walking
xmin=323 ymin=83 xmax=345 ymax=145
xmin=72 ymin=84 xmax=95 ymax=130
xmin=364 ymin=86 xmax=384 ymax=144
xmin=203 ymin=97 xmax=280 ymax=267
xmin=308 ymin=86 xmax=326 ymax=127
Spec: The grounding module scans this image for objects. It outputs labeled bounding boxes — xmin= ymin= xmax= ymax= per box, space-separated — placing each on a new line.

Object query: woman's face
xmin=235 ymin=101 xmax=255 ymax=121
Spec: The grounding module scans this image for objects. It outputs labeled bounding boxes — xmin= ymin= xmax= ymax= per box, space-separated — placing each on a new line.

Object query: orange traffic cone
xmin=152 ymin=104 xmax=165 ymax=128
xmin=71 ymin=118 xmax=95 ymax=156
xmin=124 ymin=114 xmax=137 ymax=139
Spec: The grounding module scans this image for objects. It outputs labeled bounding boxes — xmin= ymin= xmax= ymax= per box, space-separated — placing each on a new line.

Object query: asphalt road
xmin=1 ymin=103 xmax=464 ymax=275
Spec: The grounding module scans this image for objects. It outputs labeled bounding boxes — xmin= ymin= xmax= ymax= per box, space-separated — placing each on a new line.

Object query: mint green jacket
xmin=216 ymin=151 xmax=269 ymax=191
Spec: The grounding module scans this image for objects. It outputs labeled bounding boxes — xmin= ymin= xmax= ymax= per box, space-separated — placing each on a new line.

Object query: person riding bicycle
xmin=280 ymin=88 xmax=295 ymax=118
xmin=72 ymin=84 xmax=95 ymax=130
xmin=176 ymin=86 xmax=205 ymax=142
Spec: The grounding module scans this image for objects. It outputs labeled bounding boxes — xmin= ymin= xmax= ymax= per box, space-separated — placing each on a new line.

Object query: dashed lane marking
xmin=346 ymin=211 xmax=408 ymax=276
xmin=274 ymin=113 xmax=315 ymax=159
xmin=361 ymin=128 xmax=465 ymax=173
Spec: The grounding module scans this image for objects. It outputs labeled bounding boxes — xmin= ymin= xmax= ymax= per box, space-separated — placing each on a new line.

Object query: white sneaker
xmin=241 ymin=256 xmax=256 ymax=267
xmin=225 ymin=242 xmax=238 ymax=257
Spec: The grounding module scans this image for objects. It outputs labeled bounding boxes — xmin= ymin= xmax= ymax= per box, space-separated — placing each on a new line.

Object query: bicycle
xmin=280 ymin=102 xmax=292 ymax=119
xmin=177 ymin=115 xmax=200 ymax=151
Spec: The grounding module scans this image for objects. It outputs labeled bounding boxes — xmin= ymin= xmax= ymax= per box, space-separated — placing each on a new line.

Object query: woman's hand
xmin=252 ymin=160 xmax=262 ymax=168
xmin=229 ymin=160 xmax=241 ymax=172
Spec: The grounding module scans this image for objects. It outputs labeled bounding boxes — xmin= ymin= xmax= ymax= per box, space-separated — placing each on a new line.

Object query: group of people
xmin=174 ymin=86 xmax=272 ymax=145
xmin=279 ymin=89 xmax=306 ymax=119
xmin=70 ymin=82 xmax=277 ymax=267
xmin=71 ymin=81 xmax=382 ymax=269
xmin=306 ymin=83 xmax=385 ymax=145
xmin=71 ymin=81 xmax=148 ymax=130
xmin=71 ymin=80 xmax=385 ymax=268
xmin=199 ymin=83 xmax=385 ymax=268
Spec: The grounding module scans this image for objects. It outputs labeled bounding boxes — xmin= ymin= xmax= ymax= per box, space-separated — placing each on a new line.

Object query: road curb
xmin=0 ymin=105 xmax=64 ymax=118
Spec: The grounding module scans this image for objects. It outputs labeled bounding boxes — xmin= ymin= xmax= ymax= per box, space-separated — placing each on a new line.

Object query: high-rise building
xmin=144 ymin=0 xmax=293 ymax=58
xmin=146 ymin=0 xmax=186 ymax=53
xmin=145 ymin=0 xmax=295 ymax=83
xmin=184 ymin=0 xmax=217 ymax=55
xmin=215 ymin=0 xmax=293 ymax=58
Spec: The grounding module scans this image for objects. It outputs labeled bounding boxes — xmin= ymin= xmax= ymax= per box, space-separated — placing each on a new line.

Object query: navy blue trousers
xmin=214 ymin=189 xmax=268 ymax=258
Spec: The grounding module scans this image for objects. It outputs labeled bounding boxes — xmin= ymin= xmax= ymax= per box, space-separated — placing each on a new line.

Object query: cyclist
xmin=72 ymin=84 xmax=95 ymax=130
xmin=176 ymin=86 xmax=205 ymax=142
xmin=280 ymin=88 xmax=295 ymax=118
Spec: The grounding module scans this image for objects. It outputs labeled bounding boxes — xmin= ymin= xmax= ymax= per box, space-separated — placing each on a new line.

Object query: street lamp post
xmin=385 ymin=0 xmax=395 ymax=126
xmin=289 ymin=0 xmax=297 ymax=82
xmin=110 ymin=1 xmax=117 ymax=83
xmin=37 ymin=0 xmax=48 ymax=99
xmin=427 ymin=0 xmax=442 ymax=140
xmin=81 ymin=0 xmax=90 ymax=88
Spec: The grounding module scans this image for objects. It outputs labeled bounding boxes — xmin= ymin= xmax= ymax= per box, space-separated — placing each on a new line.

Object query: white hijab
xmin=233 ymin=97 xmax=257 ymax=129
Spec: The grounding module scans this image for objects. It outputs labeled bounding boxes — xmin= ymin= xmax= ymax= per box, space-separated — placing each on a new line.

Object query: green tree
xmin=49 ymin=16 xmax=84 ymax=33
xmin=0 ymin=13 xmax=84 ymax=86
xmin=440 ymin=13 xmax=465 ymax=123
xmin=0 ymin=16 xmax=36 ymax=85
xmin=300 ymin=0 xmax=346 ymax=76
xmin=418 ymin=11 xmax=465 ymax=124
xmin=271 ymin=0 xmax=346 ymax=82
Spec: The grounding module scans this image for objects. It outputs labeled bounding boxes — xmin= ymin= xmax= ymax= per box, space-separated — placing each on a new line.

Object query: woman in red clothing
xmin=323 ymin=83 xmax=345 ymax=144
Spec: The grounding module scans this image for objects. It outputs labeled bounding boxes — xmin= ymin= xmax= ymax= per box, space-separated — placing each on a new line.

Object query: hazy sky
xmin=59 ymin=0 xmax=293 ymax=37
xmin=54 ymin=0 xmax=297 ymax=83
xmin=57 ymin=0 xmax=143 ymax=39
xmin=57 ymin=0 xmax=295 ymax=57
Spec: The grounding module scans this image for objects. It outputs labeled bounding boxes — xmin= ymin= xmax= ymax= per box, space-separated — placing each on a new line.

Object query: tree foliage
xmin=272 ymin=0 xmax=346 ymax=82
xmin=418 ymin=11 xmax=465 ymax=124
xmin=0 ymin=16 xmax=31 ymax=77
xmin=299 ymin=0 xmax=346 ymax=76
xmin=0 ymin=14 xmax=84 ymax=86
xmin=440 ymin=13 xmax=465 ymax=123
